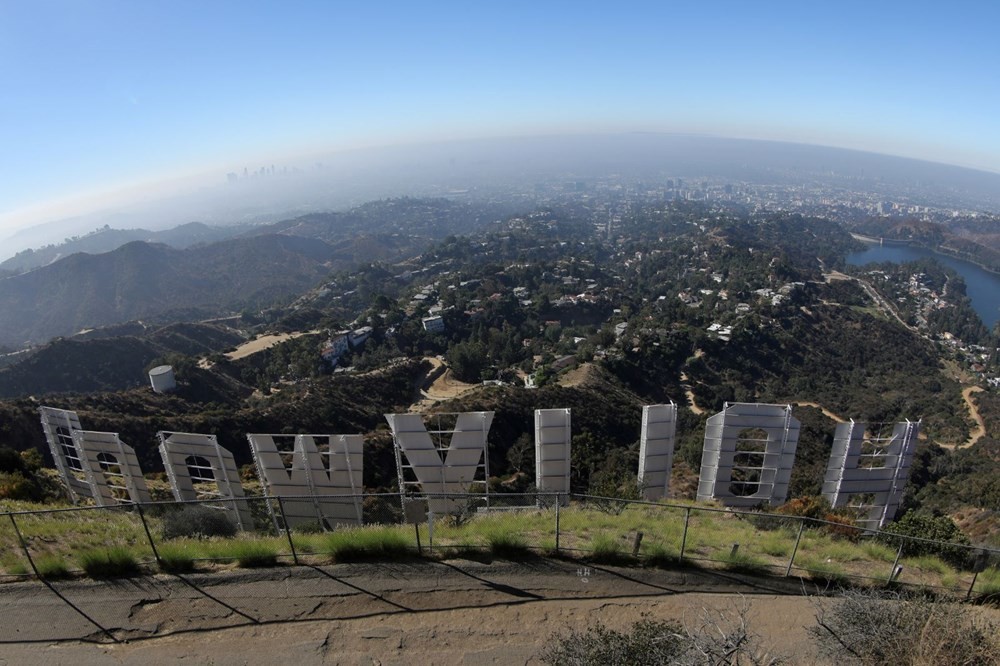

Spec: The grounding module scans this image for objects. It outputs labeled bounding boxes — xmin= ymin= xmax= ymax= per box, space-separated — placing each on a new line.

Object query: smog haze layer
xmin=1 ymin=1 xmax=998 ymax=251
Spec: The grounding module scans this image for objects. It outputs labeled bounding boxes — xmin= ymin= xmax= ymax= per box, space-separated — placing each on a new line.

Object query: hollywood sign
xmin=38 ymin=401 xmax=919 ymax=530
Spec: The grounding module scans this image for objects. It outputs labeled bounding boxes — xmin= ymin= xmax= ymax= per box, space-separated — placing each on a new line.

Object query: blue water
xmin=846 ymin=243 xmax=1000 ymax=329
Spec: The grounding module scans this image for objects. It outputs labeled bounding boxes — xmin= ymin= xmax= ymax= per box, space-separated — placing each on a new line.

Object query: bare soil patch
xmin=225 ymin=330 xmax=319 ymax=361
xmin=557 ymin=362 xmax=594 ymax=387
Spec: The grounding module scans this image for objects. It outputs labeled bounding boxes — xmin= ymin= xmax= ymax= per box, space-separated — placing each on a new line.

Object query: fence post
xmin=632 ymin=532 xmax=644 ymax=557
xmin=679 ymin=507 xmax=691 ymax=561
xmin=967 ymin=570 xmax=981 ymax=599
xmin=555 ymin=495 xmax=561 ymax=554
xmin=134 ymin=503 xmax=162 ymax=567
xmin=275 ymin=496 xmax=299 ymax=566
xmin=967 ymin=550 xmax=989 ymax=599
xmin=785 ymin=520 xmax=806 ymax=577
xmin=888 ymin=539 xmax=905 ymax=584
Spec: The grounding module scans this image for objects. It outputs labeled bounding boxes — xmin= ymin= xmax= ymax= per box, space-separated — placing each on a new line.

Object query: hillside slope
xmin=0 ymin=235 xmax=338 ymax=346
xmin=0 ymin=322 xmax=245 ymax=398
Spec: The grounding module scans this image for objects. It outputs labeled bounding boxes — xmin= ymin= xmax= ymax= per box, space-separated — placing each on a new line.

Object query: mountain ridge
xmin=0 ymin=234 xmax=339 ymax=347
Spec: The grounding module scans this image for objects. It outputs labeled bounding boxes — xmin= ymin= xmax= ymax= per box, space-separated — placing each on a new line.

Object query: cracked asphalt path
xmin=0 ymin=558 xmax=826 ymax=664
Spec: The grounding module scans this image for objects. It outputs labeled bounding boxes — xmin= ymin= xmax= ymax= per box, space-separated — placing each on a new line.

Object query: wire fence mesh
xmin=1 ymin=492 xmax=999 ymax=644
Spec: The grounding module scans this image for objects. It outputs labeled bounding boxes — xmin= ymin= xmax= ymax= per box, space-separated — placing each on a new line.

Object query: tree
xmin=447 ymin=340 xmax=487 ymax=383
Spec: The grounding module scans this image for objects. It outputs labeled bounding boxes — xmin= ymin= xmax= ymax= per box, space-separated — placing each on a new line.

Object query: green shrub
xmin=34 ymin=555 xmax=72 ymax=579
xmin=758 ymin=533 xmax=791 ymax=557
xmin=78 ymin=546 xmax=141 ymax=578
xmin=5 ymin=561 xmax=30 ymax=576
xmin=877 ymin=512 xmax=972 ymax=569
xmin=160 ymin=505 xmax=238 ymax=540
xmin=586 ymin=471 xmax=643 ymax=515
xmin=860 ymin=540 xmax=897 ymax=562
xmin=290 ymin=533 xmax=325 ymax=554
xmin=362 ymin=495 xmax=405 ymax=525
xmin=484 ymin=528 xmax=530 ymax=558
xmin=975 ymin=567 xmax=1000 ymax=600
xmin=797 ymin=555 xmax=847 ymax=585
xmin=229 ymin=540 xmax=278 ymax=568
xmin=326 ymin=528 xmax=412 ymax=563
xmin=717 ymin=547 xmax=768 ymax=575
xmin=0 ymin=470 xmax=42 ymax=501
xmin=589 ymin=534 xmax=628 ymax=563
xmin=156 ymin=542 xmax=199 ymax=573
xmin=642 ymin=542 xmax=678 ymax=567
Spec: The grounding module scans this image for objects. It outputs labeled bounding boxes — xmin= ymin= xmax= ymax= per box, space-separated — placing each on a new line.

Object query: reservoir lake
xmin=846 ymin=243 xmax=1000 ymax=330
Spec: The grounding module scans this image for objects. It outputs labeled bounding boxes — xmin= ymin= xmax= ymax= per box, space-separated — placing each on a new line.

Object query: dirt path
xmin=794 ymin=401 xmax=847 ymax=424
xmin=679 ymin=371 xmax=705 ymax=415
xmin=0 ymin=560 xmax=837 ymax=664
xmin=943 ymin=385 xmax=988 ymax=450
xmin=410 ymin=357 xmax=479 ymax=411
xmin=934 ymin=385 xmax=987 ymax=450
xmin=963 ymin=386 xmax=987 ymax=446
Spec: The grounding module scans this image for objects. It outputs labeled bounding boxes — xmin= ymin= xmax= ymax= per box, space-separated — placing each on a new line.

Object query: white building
xmin=422 ymin=316 xmax=445 ymax=333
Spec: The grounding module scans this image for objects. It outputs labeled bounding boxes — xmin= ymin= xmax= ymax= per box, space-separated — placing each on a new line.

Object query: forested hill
xmin=0 ymin=322 xmax=246 ymax=398
xmin=0 ymin=235 xmax=338 ymax=347
xmin=0 ymin=198 xmax=516 ymax=349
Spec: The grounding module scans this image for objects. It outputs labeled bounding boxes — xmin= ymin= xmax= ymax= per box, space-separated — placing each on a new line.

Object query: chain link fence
xmin=1 ymin=493 xmax=998 ymax=643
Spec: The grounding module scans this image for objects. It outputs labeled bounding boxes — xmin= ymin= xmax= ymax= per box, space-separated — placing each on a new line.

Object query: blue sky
xmin=1 ymin=0 xmax=998 ymax=232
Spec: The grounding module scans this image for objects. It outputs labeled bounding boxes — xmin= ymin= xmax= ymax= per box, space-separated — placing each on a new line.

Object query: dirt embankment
xmin=557 ymin=362 xmax=594 ymax=387
xmin=226 ymin=331 xmax=319 ymax=360
xmin=198 ymin=330 xmax=319 ymax=369
xmin=410 ymin=357 xmax=480 ymax=411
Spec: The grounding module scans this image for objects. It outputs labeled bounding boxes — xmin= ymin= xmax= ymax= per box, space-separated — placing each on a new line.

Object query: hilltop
xmin=0 ymin=221 xmax=251 ymax=274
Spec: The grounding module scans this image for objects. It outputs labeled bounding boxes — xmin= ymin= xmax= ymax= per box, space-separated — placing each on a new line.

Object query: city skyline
xmin=2 ymin=1 xmax=998 ymax=236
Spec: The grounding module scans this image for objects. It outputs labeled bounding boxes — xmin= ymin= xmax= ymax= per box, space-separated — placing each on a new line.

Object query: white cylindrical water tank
xmin=149 ymin=365 xmax=176 ymax=393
